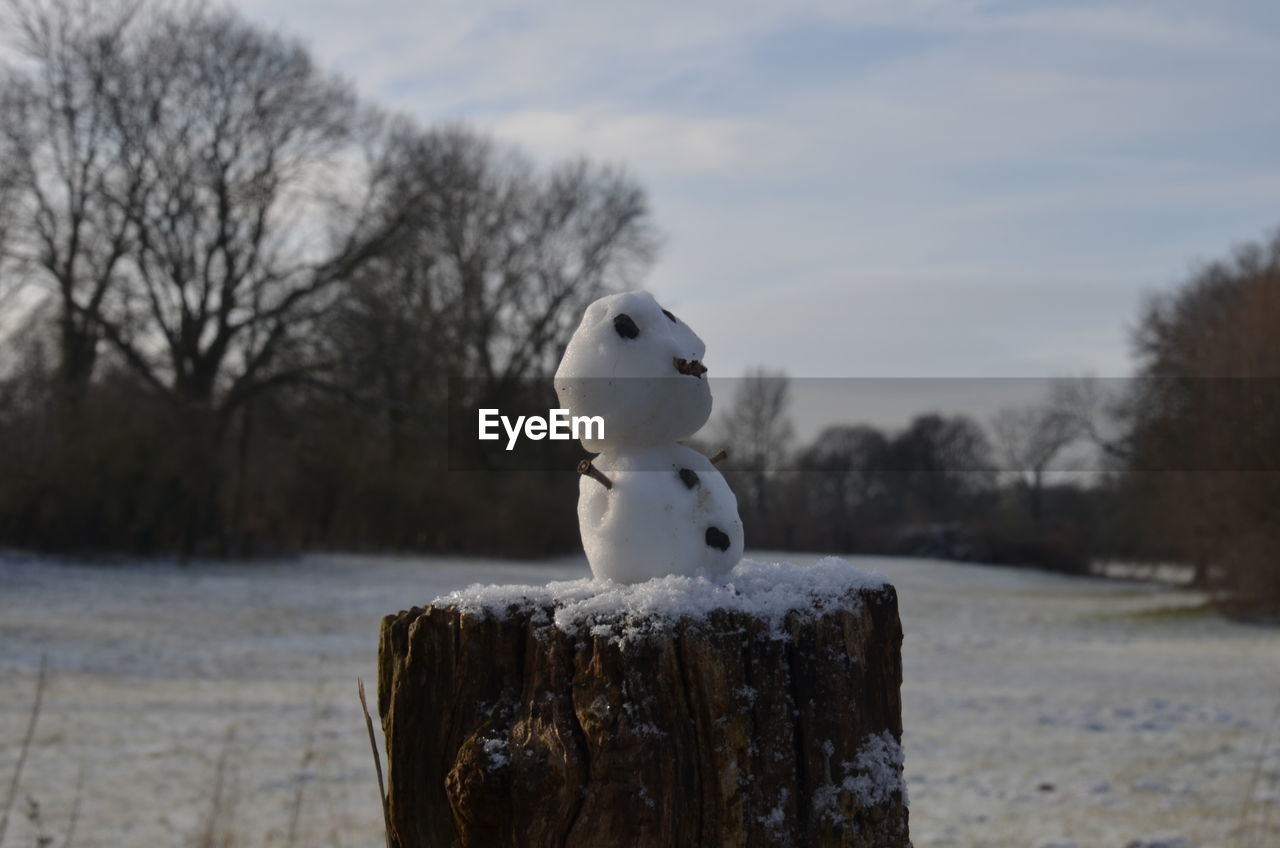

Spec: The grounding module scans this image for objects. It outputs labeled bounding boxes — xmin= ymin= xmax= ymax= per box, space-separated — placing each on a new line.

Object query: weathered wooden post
xmin=377 ymin=560 xmax=909 ymax=847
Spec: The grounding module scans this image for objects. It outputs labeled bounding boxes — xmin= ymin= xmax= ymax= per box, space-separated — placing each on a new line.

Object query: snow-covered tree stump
xmin=377 ymin=560 xmax=909 ymax=848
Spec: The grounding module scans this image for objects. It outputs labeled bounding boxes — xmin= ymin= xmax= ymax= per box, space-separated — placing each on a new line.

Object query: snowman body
xmin=578 ymin=444 xmax=744 ymax=583
xmin=559 ymin=291 xmax=744 ymax=584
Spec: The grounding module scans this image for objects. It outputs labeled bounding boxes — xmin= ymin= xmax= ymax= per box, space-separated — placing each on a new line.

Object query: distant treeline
xmin=702 ymin=375 xmax=1134 ymax=579
xmin=0 ymin=0 xmax=653 ymax=558
xmin=706 ymin=229 xmax=1280 ymax=611
xmin=0 ymin=2 xmax=1276 ymax=611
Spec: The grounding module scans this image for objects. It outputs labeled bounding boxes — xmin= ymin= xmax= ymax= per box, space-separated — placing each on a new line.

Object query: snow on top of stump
xmin=432 ymin=557 xmax=889 ymax=641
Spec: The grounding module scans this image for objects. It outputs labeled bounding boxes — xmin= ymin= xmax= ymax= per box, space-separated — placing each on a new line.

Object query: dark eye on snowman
xmin=705 ymin=526 xmax=731 ymax=551
xmin=614 ymin=313 xmax=640 ymax=339
xmin=662 ymin=308 xmax=678 ymax=323
xmin=678 ymin=468 xmax=699 ymax=489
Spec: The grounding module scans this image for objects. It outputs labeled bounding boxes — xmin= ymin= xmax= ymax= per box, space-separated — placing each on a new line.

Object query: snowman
xmin=555 ymin=291 xmax=744 ymax=584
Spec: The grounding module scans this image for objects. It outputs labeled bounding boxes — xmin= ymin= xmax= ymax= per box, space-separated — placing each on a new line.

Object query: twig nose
xmin=673 ymin=357 xmax=708 ymax=377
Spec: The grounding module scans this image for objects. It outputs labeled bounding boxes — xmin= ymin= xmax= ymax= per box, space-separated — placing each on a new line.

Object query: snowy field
xmin=1 ymin=551 xmax=1277 ymax=848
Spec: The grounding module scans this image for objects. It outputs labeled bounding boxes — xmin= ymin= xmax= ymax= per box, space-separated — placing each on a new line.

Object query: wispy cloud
xmin=488 ymin=110 xmax=788 ymax=175
xmin=241 ymin=0 xmax=1280 ymax=379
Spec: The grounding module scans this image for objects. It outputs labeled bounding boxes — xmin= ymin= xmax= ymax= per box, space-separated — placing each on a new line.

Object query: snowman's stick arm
xmin=577 ymin=459 xmax=614 ymax=489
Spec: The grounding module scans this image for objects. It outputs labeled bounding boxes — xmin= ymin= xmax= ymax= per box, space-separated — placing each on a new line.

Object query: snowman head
xmin=554 ymin=291 xmax=712 ymax=451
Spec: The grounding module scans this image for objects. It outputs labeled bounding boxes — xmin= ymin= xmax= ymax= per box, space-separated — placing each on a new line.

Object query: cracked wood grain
xmin=377 ymin=587 xmax=909 ymax=848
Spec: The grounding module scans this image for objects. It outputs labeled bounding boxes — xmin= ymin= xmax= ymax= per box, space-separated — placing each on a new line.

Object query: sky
xmin=241 ymin=0 xmax=1280 ymax=383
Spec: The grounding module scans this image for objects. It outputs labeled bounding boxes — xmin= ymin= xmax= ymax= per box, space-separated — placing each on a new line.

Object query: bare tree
xmin=385 ymin=126 xmax=654 ymax=382
xmin=796 ymin=423 xmax=890 ymax=549
xmin=91 ymin=4 xmax=404 ymax=422
xmin=1049 ymin=376 xmax=1130 ymax=465
xmin=1 ymin=0 xmax=413 ymax=418
xmin=991 ymin=403 xmax=1080 ymax=526
xmin=0 ymin=0 xmax=141 ymax=410
xmin=882 ymin=413 xmax=993 ymax=522
xmin=1125 ymin=228 xmax=1280 ymax=599
xmin=326 ymin=124 xmax=657 ymax=460
xmin=716 ymin=367 xmax=794 ymax=517
xmin=0 ymin=130 xmax=19 ymax=313
xmin=0 ymin=0 xmax=423 ymax=555
xmin=0 ymin=0 xmax=661 ymax=557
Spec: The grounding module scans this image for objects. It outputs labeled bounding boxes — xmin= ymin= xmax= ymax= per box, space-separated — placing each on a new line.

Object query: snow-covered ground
xmin=1 ymin=551 xmax=1277 ymax=847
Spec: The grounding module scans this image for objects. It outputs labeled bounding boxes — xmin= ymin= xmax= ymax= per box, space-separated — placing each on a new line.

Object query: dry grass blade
xmin=1236 ymin=697 xmax=1280 ymax=848
xmin=24 ymin=794 xmax=48 ymax=846
xmin=0 ymin=655 xmax=48 ymax=845
xmin=60 ymin=760 xmax=86 ymax=848
xmin=357 ymin=679 xmax=392 ymax=848
xmin=198 ymin=726 xmax=238 ymax=848
xmin=285 ymin=683 xmax=325 ymax=848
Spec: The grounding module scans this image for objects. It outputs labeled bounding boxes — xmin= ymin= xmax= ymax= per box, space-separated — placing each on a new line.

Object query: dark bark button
xmin=705 ymin=526 xmax=730 ymax=551
xmin=613 ymin=313 xmax=640 ymax=339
